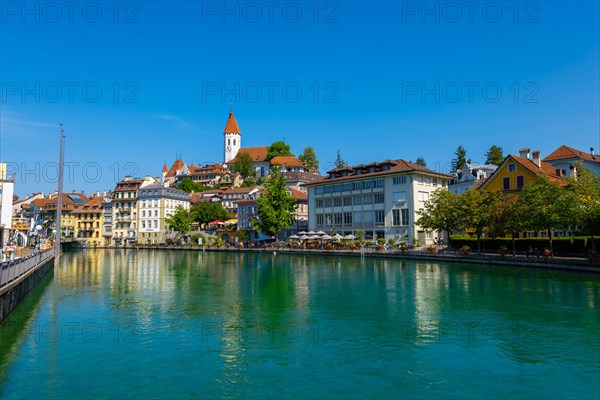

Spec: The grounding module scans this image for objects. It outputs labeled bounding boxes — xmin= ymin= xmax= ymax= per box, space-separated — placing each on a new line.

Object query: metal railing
xmin=0 ymin=249 xmax=55 ymax=288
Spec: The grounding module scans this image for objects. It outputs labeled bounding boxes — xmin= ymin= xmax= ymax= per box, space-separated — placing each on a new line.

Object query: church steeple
xmin=224 ymin=107 xmax=241 ymax=135
xmin=223 ymin=108 xmax=242 ymax=164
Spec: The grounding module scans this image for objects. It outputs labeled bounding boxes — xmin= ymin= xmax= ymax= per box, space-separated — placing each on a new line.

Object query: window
xmin=401 ymin=209 xmax=409 ymax=226
xmin=374 ymin=193 xmax=384 ymax=204
xmin=508 ymin=163 xmax=516 ymax=172
xmin=393 ymin=209 xmax=401 ymax=226
xmin=516 ymin=175 xmax=524 ymax=189
xmin=363 ymin=211 xmax=373 ymax=224
xmin=353 ymin=212 xmax=362 ymax=224
xmin=375 ymin=210 xmax=384 ymax=225
xmin=343 ymin=196 xmax=352 ymax=206
xmin=324 ymin=198 xmax=333 ymax=207
xmin=373 ymin=179 xmax=383 ymax=188
xmin=334 ymin=197 xmax=343 ymax=207
xmin=316 ymin=199 xmax=324 ymax=208
xmin=316 ymin=187 xmax=324 ymax=195
xmin=353 ymin=195 xmax=362 ymax=205
xmin=362 ymin=181 xmax=371 ymax=189
xmin=363 ymin=194 xmax=373 ymax=204
xmin=352 ymin=182 xmax=361 ymax=190
xmin=334 ymin=213 xmax=343 ymax=225
xmin=317 ymin=214 xmax=324 ymax=225
xmin=503 ymin=177 xmax=510 ymax=190
xmin=344 ymin=212 xmax=352 ymax=225
xmin=142 ymin=211 xmax=145 ymax=217
xmin=325 ymin=214 xmax=333 ymax=226
xmin=418 ymin=191 xmax=429 ymax=201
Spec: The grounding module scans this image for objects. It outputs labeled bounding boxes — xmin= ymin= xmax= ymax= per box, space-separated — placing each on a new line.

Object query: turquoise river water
xmin=0 ymin=249 xmax=599 ymax=399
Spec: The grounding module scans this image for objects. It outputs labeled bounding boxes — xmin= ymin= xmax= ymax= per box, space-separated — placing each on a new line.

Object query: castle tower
xmin=223 ymin=108 xmax=241 ymax=164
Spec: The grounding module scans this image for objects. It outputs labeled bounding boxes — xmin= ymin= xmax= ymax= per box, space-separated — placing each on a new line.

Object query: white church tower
xmin=223 ymin=107 xmax=241 ymax=164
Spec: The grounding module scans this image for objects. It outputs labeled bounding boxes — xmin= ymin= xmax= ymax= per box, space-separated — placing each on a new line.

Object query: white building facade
xmin=307 ymin=160 xmax=451 ymax=245
xmin=0 ymin=163 xmax=14 ymax=246
xmin=137 ymin=184 xmax=190 ymax=244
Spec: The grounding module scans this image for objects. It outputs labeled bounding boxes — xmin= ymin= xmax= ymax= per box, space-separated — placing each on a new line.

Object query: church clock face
xmin=226 ymin=145 xmax=232 ymax=152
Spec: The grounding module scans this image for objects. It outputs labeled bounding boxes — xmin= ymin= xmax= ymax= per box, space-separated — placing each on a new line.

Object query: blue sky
xmin=1 ymin=0 xmax=599 ymax=197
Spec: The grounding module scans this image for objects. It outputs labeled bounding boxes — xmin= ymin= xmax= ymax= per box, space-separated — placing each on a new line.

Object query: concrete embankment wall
xmin=95 ymin=246 xmax=599 ymax=273
xmin=0 ymin=256 xmax=55 ymax=323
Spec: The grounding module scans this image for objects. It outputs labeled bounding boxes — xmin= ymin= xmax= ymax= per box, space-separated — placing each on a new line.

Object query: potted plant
xmin=498 ymin=246 xmax=508 ymax=259
xmin=459 ymin=245 xmax=471 ymax=255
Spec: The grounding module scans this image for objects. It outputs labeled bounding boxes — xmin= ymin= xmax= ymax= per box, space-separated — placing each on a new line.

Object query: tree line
xmin=417 ymin=164 xmax=600 ymax=255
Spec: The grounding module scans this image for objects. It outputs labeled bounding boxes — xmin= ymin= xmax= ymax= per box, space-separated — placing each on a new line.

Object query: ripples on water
xmin=0 ymin=249 xmax=598 ymax=399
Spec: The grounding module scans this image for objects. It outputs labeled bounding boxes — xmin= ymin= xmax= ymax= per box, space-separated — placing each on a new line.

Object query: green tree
xmin=416 ymin=189 xmax=463 ymax=245
xmin=165 ymin=205 xmax=193 ymax=238
xmin=519 ymin=176 xmax=570 ymax=253
xmin=266 ymin=141 xmax=292 ymax=160
xmin=415 ymin=157 xmax=427 ymax=167
xmin=488 ymin=193 xmax=526 ymax=256
xmin=567 ymin=163 xmax=600 ymax=253
xmin=298 ymin=146 xmax=319 ymax=171
xmin=485 ymin=145 xmax=505 ymax=166
xmin=459 ymin=190 xmax=499 ymax=254
xmin=334 ymin=150 xmax=348 ymax=169
xmin=177 ymin=176 xmax=209 ymax=193
xmin=252 ymin=167 xmax=297 ymax=238
xmin=191 ymin=202 xmax=230 ymax=225
xmin=230 ymin=152 xmax=255 ymax=178
xmin=450 ymin=145 xmax=470 ymax=173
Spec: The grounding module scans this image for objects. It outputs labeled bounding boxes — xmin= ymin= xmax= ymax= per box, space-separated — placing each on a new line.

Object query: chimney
xmin=591 ymin=147 xmax=595 ymax=157
xmin=519 ymin=148 xmax=530 ymax=159
xmin=532 ymin=150 xmax=541 ymax=167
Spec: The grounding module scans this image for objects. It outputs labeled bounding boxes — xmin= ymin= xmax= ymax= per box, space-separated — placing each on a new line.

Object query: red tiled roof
xmin=543 ymin=145 xmax=600 ymax=164
xmin=227 ymin=147 xmax=268 ymax=164
xmin=71 ymin=196 xmax=103 ymax=213
xmin=270 ymin=156 xmax=306 ymax=168
xmin=288 ymin=188 xmax=308 ymax=200
xmin=223 ymin=187 xmax=258 ymax=194
xmin=166 ymin=159 xmax=185 ymax=177
xmin=224 ymin=111 xmax=241 ymax=134
xmin=511 ymin=155 xmax=566 ymax=181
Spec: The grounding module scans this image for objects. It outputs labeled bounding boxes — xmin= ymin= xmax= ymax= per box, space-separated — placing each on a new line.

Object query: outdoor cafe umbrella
xmin=289 ymin=235 xmax=300 ymax=239
xmin=307 ymin=231 xmax=316 ymax=235
xmin=332 ymin=234 xmax=343 ymax=240
xmin=298 ymin=231 xmax=308 ymax=235
xmin=343 ymin=234 xmax=356 ymax=240
xmin=208 ymin=220 xmax=225 ymax=225
xmin=315 ymin=231 xmax=327 ymax=236
xmin=321 ymin=234 xmax=333 ymax=240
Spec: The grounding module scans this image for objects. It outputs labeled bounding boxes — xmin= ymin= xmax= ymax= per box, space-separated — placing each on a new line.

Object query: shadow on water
xmin=0 ymin=268 xmax=54 ymax=385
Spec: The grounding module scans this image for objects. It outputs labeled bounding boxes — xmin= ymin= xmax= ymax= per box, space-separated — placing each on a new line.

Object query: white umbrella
xmin=332 ymin=234 xmax=343 ymax=240
xmin=289 ymin=235 xmax=300 ymax=239
xmin=315 ymin=231 xmax=327 ymax=236
xmin=298 ymin=231 xmax=308 ymax=235
xmin=307 ymin=235 xmax=320 ymax=240
xmin=344 ymin=234 xmax=356 ymax=240
xmin=307 ymin=231 xmax=316 ymax=235
xmin=321 ymin=234 xmax=333 ymax=240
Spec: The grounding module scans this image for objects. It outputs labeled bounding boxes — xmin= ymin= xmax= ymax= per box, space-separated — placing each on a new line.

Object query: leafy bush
xmin=449 ymin=236 xmax=599 ymax=255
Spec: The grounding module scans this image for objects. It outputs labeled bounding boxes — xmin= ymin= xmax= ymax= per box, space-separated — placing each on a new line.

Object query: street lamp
xmin=35 ymin=225 xmax=42 ymax=249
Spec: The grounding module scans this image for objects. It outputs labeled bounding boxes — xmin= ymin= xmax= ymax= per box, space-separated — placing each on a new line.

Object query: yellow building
xmin=72 ymin=196 xmax=104 ymax=246
xmin=479 ymin=148 xmax=565 ymax=193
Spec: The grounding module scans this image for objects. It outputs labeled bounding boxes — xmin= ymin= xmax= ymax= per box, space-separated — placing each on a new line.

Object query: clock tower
xmin=223 ymin=108 xmax=241 ymax=164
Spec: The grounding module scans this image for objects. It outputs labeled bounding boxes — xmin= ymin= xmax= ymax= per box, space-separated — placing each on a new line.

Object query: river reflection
xmin=0 ymin=249 xmax=598 ymax=400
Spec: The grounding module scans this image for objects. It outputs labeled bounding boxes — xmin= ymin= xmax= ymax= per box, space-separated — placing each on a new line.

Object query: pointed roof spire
xmin=162 ymin=162 xmax=168 ymax=173
xmin=224 ymin=108 xmax=241 ymax=135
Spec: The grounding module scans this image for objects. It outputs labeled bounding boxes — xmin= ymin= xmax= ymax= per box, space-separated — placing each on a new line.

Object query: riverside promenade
xmin=94 ymin=245 xmax=600 ymax=274
xmin=0 ymin=249 xmax=55 ymax=322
